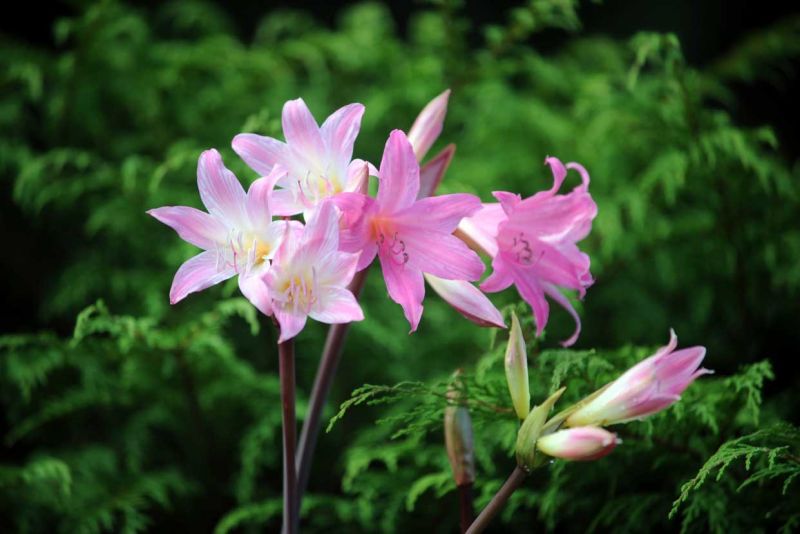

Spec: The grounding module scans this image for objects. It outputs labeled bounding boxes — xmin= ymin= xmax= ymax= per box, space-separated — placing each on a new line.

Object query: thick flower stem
xmin=458 ymin=483 xmax=475 ymax=534
xmin=278 ymin=338 xmax=298 ymax=534
xmin=295 ymin=267 xmax=370 ymax=504
xmin=465 ymin=467 xmax=528 ymax=534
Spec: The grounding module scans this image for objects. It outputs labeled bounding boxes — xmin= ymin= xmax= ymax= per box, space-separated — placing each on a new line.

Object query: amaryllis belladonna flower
xmin=566 ymin=330 xmax=711 ymax=427
xmin=405 ymin=90 xmax=506 ymax=329
xmin=334 ymin=130 xmax=485 ymax=331
xmin=232 ymin=98 xmax=370 ymax=219
xmin=536 ymin=427 xmax=620 ymax=461
xmin=460 ymin=157 xmax=597 ymax=346
xmin=264 ymin=201 xmax=364 ymax=342
xmin=148 ymin=149 xmax=298 ymax=315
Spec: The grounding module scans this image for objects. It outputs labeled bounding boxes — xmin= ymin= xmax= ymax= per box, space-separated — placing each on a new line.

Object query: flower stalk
xmin=278 ymin=337 xmax=298 ymax=534
xmin=465 ymin=467 xmax=528 ymax=534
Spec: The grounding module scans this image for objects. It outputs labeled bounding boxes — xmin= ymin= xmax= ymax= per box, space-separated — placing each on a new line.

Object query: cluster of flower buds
xmin=502 ymin=321 xmax=710 ymax=468
xmin=149 ymin=90 xmax=598 ymax=345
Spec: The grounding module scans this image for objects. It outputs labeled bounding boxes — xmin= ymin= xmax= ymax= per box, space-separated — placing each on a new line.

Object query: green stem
xmin=466 ymin=467 xmax=528 ymax=534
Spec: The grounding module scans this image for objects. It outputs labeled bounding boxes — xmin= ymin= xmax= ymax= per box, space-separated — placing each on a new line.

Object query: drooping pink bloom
xmin=264 ymin=201 xmax=364 ymax=342
xmin=536 ymin=427 xmax=619 ymax=461
xmin=404 ymin=91 xmax=505 ymax=329
xmin=460 ymin=157 xmax=597 ymax=346
xmin=148 ymin=149 xmax=299 ymax=315
xmin=232 ymin=98 xmax=370 ymax=219
xmin=566 ymin=330 xmax=711 ymax=427
xmin=334 ymin=130 xmax=485 ymax=331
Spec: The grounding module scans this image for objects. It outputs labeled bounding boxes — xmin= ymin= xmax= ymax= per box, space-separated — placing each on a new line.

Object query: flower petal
xmin=169 ymin=250 xmax=234 ymax=304
xmin=147 ymin=206 xmax=227 ymax=250
xmin=379 ymin=249 xmax=425 ymax=332
xmin=320 ymin=103 xmax=365 ymax=163
xmin=246 ymin=166 xmax=286 ymax=230
xmin=543 ymin=283 xmax=582 ymax=347
xmin=377 ymin=130 xmax=420 ymax=212
xmin=310 ymin=286 xmax=364 ymax=324
xmin=425 ymin=274 xmax=505 ymax=328
xmin=399 ymin=229 xmax=485 ymax=281
xmin=274 ymin=307 xmax=308 ymax=343
xmin=408 ymin=89 xmax=450 ymax=161
xmin=238 ymin=272 xmax=273 ymax=316
xmin=232 ymin=133 xmax=288 ymax=176
xmin=282 ymin=98 xmax=325 ymax=165
xmin=457 ymin=202 xmax=505 ymax=257
xmin=197 ymin=149 xmax=248 ymax=227
xmin=300 ymin=201 xmax=340 ymax=259
xmin=269 ymin=188 xmax=305 ymax=217
xmin=417 ymin=144 xmax=455 ymax=199
xmin=394 ymin=193 xmax=481 ymax=233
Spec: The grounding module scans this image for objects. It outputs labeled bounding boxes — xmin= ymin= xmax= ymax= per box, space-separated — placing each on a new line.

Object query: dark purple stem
xmin=458 ymin=483 xmax=475 ymax=533
xmin=278 ymin=337 xmax=297 ymax=534
xmin=466 ymin=467 xmax=528 ymax=534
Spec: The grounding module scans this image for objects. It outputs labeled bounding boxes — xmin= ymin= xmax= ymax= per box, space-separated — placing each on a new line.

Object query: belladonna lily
xmin=264 ymin=201 xmax=364 ymax=343
xmin=148 ymin=149 xmax=299 ymax=315
xmin=232 ymin=98 xmax=371 ymax=219
xmin=405 ymin=90 xmax=506 ymax=329
xmin=566 ymin=329 xmax=711 ymax=427
xmin=460 ymin=157 xmax=598 ymax=346
xmin=334 ymin=130 xmax=485 ymax=331
xmin=536 ymin=427 xmax=619 ymax=461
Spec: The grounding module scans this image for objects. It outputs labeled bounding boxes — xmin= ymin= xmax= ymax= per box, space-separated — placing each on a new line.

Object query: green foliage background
xmin=1 ymin=1 xmax=799 ymax=532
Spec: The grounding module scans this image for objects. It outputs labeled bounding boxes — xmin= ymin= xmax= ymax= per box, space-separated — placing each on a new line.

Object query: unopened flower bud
xmin=536 ymin=427 xmax=619 ymax=461
xmin=566 ymin=329 xmax=711 ymax=427
xmin=515 ymin=387 xmax=565 ymax=471
xmin=408 ymin=89 xmax=450 ymax=161
xmin=505 ymin=312 xmax=530 ymax=420
xmin=444 ymin=371 xmax=476 ymax=486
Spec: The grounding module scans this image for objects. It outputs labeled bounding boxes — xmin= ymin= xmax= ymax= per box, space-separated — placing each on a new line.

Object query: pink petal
xmin=379 ymin=249 xmax=425 ymax=332
xmin=147 ymin=206 xmax=227 ymax=250
xmin=331 ymin=192 xmax=374 ymax=254
xmin=407 ymin=89 xmax=450 ymax=161
xmin=508 ymin=262 xmax=549 ymax=338
xmin=417 ymin=144 xmax=455 ymax=199
xmin=238 ymin=272 xmax=273 ymax=316
xmin=566 ymin=161 xmax=591 ymax=189
xmin=544 ymin=156 xmax=568 ymax=195
xmin=245 ymin=166 xmax=286 ymax=230
xmin=315 ymin=249 xmax=360 ymax=288
xmin=425 ymin=274 xmax=506 ymax=328
xmin=480 ymin=260 xmax=514 ymax=293
xmin=543 ymin=283 xmax=582 ymax=347
xmin=395 ymin=193 xmax=481 ymax=233
xmin=502 ymin=190 xmax=597 ymax=241
xmin=398 ymin=228 xmax=485 ymax=281
xmin=300 ymin=201 xmax=340 ymax=259
xmin=169 ymin=251 xmax=235 ymax=304
xmin=231 ymin=133 xmax=287 ymax=176
xmin=320 ymin=103 xmax=365 ymax=163
xmin=269 ymin=188 xmax=305 ymax=217
xmin=282 ymin=98 xmax=325 ymax=164
xmin=356 ymin=242 xmax=378 ymax=271
xmin=197 ymin=149 xmax=248 ymax=227
xmin=274 ymin=307 xmax=308 ymax=343
xmin=493 ymin=191 xmax=522 ymax=215
xmin=310 ymin=287 xmax=364 ymax=324
xmin=457 ymin=203 xmax=506 ymax=257
xmin=377 ymin=130 xmax=420 ymax=213
xmin=345 ymin=160 xmax=370 ymax=194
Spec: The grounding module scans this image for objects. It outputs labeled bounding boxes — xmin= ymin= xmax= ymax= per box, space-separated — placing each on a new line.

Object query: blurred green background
xmin=1 ymin=1 xmax=799 ymax=532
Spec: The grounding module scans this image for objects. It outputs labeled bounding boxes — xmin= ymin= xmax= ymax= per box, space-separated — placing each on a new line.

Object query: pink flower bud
xmin=407 ymin=89 xmax=450 ymax=161
xmin=536 ymin=427 xmax=619 ymax=461
xmin=566 ymin=330 xmax=711 ymax=427
xmin=444 ymin=372 xmax=476 ymax=486
xmin=505 ymin=312 xmax=530 ymax=420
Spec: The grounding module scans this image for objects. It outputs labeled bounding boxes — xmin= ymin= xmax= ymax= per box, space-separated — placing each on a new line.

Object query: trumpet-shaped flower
xmin=461 ymin=157 xmax=597 ymax=346
xmin=334 ymin=130 xmax=485 ymax=331
xmin=232 ymin=98 xmax=370 ymax=219
xmin=264 ymin=201 xmax=363 ymax=342
xmin=148 ymin=149 xmax=298 ymax=315
xmin=566 ymin=330 xmax=711 ymax=427
xmin=536 ymin=427 xmax=619 ymax=461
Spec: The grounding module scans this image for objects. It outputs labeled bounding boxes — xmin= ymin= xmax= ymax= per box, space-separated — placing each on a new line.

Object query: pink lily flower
xmin=460 ymin=157 xmax=598 ymax=346
xmin=264 ymin=201 xmax=364 ymax=342
xmin=232 ymin=98 xmax=370 ymax=219
xmin=148 ymin=149 xmax=299 ymax=315
xmin=334 ymin=130 xmax=485 ymax=331
xmin=566 ymin=330 xmax=711 ymax=427
xmin=536 ymin=427 xmax=620 ymax=461
xmin=404 ymin=90 xmax=505 ymax=329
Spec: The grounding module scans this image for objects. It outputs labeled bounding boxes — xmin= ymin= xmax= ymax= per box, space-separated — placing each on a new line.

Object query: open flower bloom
xmin=566 ymin=330 xmax=711 ymax=427
xmin=536 ymin=427 xmax=619 ymax=461
xmin=148 ymin=149 xmax=298 ymax=315
xmin=334 ymin=130 xmax=485 ymax=331
xmin=264 ymin=201 xmax=364 ymax=342
xmin=461 ymin=157 xmax=597 ymax=346
xmin=232 ymin=98 xmax=370 ymax=219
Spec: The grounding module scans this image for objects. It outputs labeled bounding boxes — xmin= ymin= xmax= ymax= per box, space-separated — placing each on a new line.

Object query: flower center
xmin=279 ymin=271 xmax=317 ymax=313
xmin=218 ymin=230 xmax=272 ymax=275
xmin=297 ymin=170 xmax=344 ymax=207
xmin=507 ymin=232 xmax=543 ymax=266
xmin=371 ymin=220 xmax=409 ymax=265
